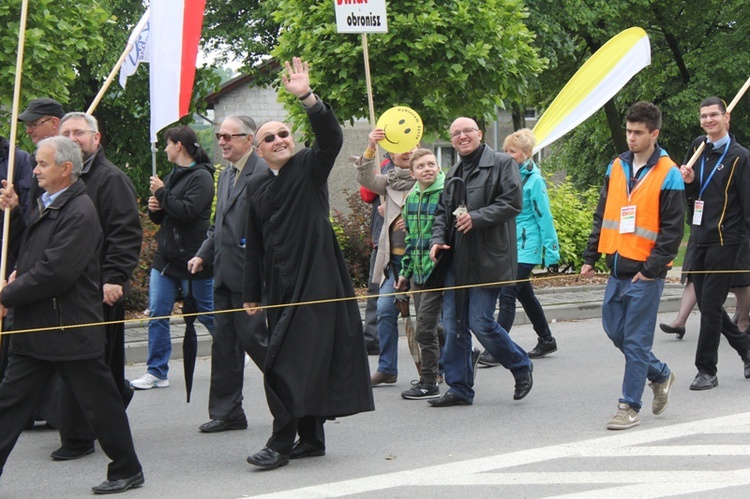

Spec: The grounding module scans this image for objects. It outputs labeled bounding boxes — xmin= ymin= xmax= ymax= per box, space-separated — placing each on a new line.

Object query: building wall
xmin=209 ymin=84 xmax=544 ymax=214
xmin=210 ymin=83 xmax=372 ymax=215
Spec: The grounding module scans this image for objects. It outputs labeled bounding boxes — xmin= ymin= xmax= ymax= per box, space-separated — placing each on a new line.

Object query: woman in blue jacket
xmin=479 ymin=129 xmax=560 ymax=366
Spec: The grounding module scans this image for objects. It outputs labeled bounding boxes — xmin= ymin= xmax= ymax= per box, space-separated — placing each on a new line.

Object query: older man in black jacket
xmin=428 ymin=117 xmax=533 ymax=407
xmin=35 ymin=112 xmax=142 ymax=460
xmin=0 ymin=136 xmax=143 ymax=494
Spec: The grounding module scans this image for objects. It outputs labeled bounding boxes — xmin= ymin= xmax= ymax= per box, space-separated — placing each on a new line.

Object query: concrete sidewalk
xmin=124 ymin=268 xmax=706 ymax=365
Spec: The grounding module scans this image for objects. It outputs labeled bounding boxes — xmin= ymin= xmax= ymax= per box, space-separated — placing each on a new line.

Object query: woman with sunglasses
xmin=131 ymin=126 xmax=216 ymax=390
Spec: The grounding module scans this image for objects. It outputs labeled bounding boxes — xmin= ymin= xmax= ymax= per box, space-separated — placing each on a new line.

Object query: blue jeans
xmin=147 ymin=269 xmax=215 ymax=379
xmin=442 ymin=267 xmax=532 ymax=401
xmin=376 ymin=255 xmax=402 ymax=376
xmin=497 ymin=263 xmax=553 ymax=340
xmin=602 ymin=276 xmax=670 ymax=411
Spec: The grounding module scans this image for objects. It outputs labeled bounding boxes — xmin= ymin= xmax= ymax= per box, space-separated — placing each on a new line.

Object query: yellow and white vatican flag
xmin=532 ymin=27 xmax=651 ymax=154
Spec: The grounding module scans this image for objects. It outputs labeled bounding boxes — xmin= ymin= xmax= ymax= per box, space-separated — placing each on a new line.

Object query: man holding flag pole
xmin=679 ymin=96 xmax=750 ymax=390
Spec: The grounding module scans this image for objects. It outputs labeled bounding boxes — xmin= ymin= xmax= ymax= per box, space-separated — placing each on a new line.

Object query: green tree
xmin=0 ymin=0 xmax=109 ymax=140
xmin=525 ymin=0 xmax=750 ymax=189
xmin=267 ymin=0 xmax=545 ymax=139
xmin=203 ymin=0 xmax=279 ymax=75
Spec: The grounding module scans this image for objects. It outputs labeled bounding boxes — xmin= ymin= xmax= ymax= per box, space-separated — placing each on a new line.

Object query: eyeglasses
xmin=215 ymin=132 xmax=248 ymax=141
xmin=261 ymin=130 xmax=291 ymax=143
xmin=449 ymin=127 xmax=479 ymax=139
xmin=699 ymin=112 xmax=725 ymax=121
xmin=25 ymin=117 xmax=53 ymax=130
xmin=61 ymin=129 xmax=96 ymax=138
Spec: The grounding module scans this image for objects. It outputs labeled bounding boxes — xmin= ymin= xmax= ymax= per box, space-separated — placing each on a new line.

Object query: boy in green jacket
xmin=396 ymin=149 xmax=445 ymax=399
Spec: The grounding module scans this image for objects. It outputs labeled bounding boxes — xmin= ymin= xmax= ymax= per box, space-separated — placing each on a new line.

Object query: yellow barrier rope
xmin=1 ymin=268 xmax=748 ymax=336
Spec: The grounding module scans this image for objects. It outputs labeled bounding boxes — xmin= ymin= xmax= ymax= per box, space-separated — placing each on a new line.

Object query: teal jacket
xmin=400 ymin=171 xmax=445 ymax=285
xmin=517 ymin=160 xmax=559 ymax=266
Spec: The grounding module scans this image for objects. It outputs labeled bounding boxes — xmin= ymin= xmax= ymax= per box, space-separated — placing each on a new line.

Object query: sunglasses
xmin=215 ymin=133 xmax=247 ymax=141
xmin=261 ymin=130 xmax=291 ymax=143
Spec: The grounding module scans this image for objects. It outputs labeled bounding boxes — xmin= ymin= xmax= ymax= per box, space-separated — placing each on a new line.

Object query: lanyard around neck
xmin=699 ymin=139 xmax=731 ymax=199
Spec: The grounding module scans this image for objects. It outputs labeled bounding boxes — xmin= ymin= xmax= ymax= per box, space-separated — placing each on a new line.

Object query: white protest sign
xmin=334 ymin=0 xmax=388 ymax=34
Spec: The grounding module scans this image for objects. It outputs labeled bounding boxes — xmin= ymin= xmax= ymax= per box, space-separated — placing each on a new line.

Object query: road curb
xmin=124 ymin=282 xmax=717 ymax=366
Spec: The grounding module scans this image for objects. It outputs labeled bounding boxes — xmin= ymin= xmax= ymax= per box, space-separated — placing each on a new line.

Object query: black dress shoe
xmin=92 ymin=471 xmax=144 ymax=494
xmin=513 ymin=364 xmax=534 ymax=400
xmin=659 ymin=323 xmax=686 ymax=340
xmin=199 ymin=418 xmax=248 ymax=433
xmin=428 ymin=390 xmax=473 ymax=407
xmin=290 ymin=440 xmax=326 ymax=459
xmin=50 ymin=443 xmax=95 ymax=461
xmin=743 ymin=356 xmax=750 ymax=380
xmin=247 ymin=447 xmax=289 ymax=470
xmin=690 ymin=372 xmax=718 ymax=390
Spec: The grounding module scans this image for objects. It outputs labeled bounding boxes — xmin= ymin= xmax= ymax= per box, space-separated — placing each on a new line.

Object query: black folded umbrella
xmin=182 ymin=280 xmax=198 ymax=403
xmin=442 ymin=177 xmax=468 ymax=334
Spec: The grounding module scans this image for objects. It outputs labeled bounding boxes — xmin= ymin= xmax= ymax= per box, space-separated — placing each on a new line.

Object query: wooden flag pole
xmin=87 ymin=9 xmax=150 ymax=115
xmin=0 ymin=0 xmax=31 ymax=341
xmin=86 ymin=42 xmax=137 ymax=115
xmin=361 ymin=33 xmax=381 ymax=172
xmin=685 ymin=75 xmax=750 ymax=169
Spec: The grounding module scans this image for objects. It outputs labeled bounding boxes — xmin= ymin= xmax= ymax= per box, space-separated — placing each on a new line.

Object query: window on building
xmin=435 ymin=146 xmax=456 ymax=170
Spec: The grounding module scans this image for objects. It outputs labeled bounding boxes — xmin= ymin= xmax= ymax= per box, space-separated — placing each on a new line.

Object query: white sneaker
xmin=130 ymin=373 xmax=169 ymax=390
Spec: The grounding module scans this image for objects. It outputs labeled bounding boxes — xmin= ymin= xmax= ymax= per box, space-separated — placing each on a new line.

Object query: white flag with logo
xmin=119 ymin=8 xmax=151 ymax=88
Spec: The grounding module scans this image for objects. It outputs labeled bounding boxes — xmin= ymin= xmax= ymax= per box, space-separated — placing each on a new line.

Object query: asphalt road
xmin=2 ymin=310 xmax=750 ymax=498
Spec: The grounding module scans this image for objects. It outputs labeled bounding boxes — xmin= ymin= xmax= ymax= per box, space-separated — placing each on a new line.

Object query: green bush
xmin=331 ymin=189 xmax=373 ymax=288
xmin=547 ymin=176 xmax=607 ymax=273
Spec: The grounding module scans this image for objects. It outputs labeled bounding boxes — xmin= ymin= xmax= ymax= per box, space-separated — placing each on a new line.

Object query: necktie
xmin=227 ymin=165 xmax=238 ymax=198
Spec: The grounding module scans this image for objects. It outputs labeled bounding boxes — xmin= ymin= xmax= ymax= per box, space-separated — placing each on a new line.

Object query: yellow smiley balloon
xmin=376 ymin=106 xmax=424 ymax=153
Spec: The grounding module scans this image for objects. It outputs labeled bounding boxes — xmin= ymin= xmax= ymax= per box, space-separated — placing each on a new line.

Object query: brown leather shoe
xmin=371 ymin=372 xmax=397 ymax=386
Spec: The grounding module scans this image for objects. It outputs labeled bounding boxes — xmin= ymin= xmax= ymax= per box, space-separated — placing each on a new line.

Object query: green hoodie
xmin=399 ymin=171 xmax=445 ymax=285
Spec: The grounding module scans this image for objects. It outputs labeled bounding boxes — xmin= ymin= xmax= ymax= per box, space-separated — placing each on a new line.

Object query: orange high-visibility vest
xmin=598 ymin=156 xmax=676 ymax=262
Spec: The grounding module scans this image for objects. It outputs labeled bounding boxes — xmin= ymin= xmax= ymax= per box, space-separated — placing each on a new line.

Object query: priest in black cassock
xmin=242 ymin=57 xmax=374 ymax=470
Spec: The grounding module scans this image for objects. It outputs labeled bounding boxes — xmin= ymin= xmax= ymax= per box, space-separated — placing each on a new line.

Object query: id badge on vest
xmin=620 ymin=205 xmax=636 ymax=234
xmin=693 ymin=200 xmax=704 ymax=225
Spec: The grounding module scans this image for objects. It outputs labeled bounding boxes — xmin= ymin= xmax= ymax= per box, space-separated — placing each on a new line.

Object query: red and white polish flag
xmin=149 ymin=0 xmax=206 ymax=142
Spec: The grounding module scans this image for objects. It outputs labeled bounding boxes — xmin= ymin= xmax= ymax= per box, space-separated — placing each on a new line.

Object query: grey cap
xmin=18 ymin=98 xmax=65 ymax=122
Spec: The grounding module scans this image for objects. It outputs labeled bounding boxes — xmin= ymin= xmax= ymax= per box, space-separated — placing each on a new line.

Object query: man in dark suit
xmin=189 ymin=115 xmax=268 ymax=433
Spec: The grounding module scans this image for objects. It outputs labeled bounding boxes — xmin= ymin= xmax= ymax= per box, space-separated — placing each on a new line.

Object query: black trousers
xmin=209 ymin=286 xmax=268 ymax=421
xmin=57 ymin=301 xmax=133 ymax=445
xmin=266 ymin=415 xmax=325 ymax=455
xmin=0 ymin=353 xmax=141 ymax=480
xmin=693 ymin=243 xmax=750 ymax=375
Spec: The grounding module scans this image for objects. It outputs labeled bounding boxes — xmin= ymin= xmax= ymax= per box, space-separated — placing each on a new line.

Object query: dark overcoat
xmin=431 ymin=144 xmax=522 ymax=285
xmin=243 ymin=101 xmax=374 ymax=426
xmin=1 ymin=179 xmax=105 ymax=360
xmin=80 ymin=146 xmax=142 ymax=290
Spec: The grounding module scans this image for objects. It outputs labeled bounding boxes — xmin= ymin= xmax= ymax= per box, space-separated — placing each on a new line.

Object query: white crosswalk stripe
xmin=245 ymin=412 xmax=750 ymax=498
